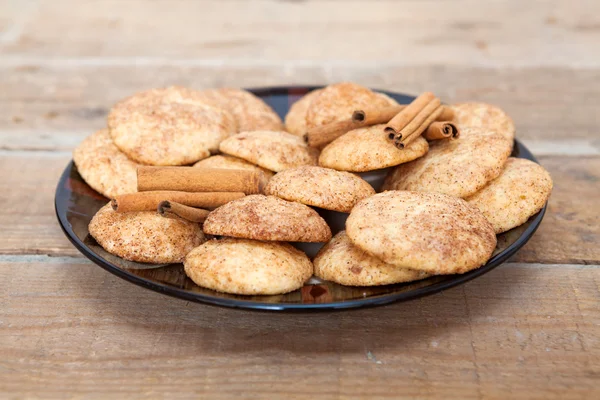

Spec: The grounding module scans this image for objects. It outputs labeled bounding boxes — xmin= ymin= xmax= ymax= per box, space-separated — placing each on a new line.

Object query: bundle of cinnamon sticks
xmin=112 ymin=167 xmax=263 ymax=223
xmin=305 ymin=92 xmax=459 ymax=148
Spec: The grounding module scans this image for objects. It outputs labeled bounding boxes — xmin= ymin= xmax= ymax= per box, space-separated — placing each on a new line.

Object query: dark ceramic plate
xmin=55 ymin=86 xmax=546 ymax=311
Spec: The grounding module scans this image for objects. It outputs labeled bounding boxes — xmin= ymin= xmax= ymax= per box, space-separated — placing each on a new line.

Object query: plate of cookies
xmin=55 ymin=83 xmax=552 ymax=311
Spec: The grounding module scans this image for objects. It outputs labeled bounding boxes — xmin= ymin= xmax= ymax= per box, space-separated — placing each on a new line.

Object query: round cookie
xmin=346 ymin=191 xmax=497 ymax=275
xmin=193 ymin=154 xmax=274 ymax=182
xmin=382 ymin=128 xmax=512 ymax=198
xmin=284 ymin=89 xmax=323 ymax=136
xmin=199 ymin=88 xmax=283 ymax=132
xmin=108 ymin=86 xmax=238 ymax=166
xmin=374 ymin=92 xmax=400 ymax=107
xmin=264 ymin=166 xmax=375 ymax=212
xmin=284 ymin=89 xmax=396 ymax=136
xmin=203 ymin=194 xmax=331 ymax=242
xmin=319 ymin=124 xmax=429 ymax=172
xmin=219 ymin=130 xmax=319 ymax=172
xmin=306 ymin=82 xmax=397 ymax=129
xmin=184 ymin=238 xmax=312 ymax=295
xmin=452 ymin=102 xmax=515 ymax=142
xmin=73 ymin=129 xmax=140 ymax=198
xmin=89 ymin=203 xmax=205 ymax=264
xmin=467 ymin=157 xmax=552 ymax=233
xmin=314 ymin=231 xmax=430 ymax=286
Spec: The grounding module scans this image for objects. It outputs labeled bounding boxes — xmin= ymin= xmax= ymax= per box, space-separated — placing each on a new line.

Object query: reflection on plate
xmin=55 ymin=87 xmax=546 ymax=311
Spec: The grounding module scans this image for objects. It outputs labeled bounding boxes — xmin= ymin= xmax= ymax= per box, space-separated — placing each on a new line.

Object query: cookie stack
xmin=75 ymin=82 xmax=553 ymax=296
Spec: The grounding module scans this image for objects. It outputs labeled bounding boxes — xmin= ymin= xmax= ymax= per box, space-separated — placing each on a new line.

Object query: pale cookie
xmin=108 ymin=86 xmax=237 ymax=166
xmin=284 ymin=89 xmax=323 ymax=136
xmin=346 ymin=191 xmax=496 ymax=275
xmin=284 ymin=89 xmax=396 ymax=136
xmin=382 ymin=128 xmax=512 ymax=198
xmin=200 ymin=88 xmax=283 ymax=132
xmin=193 ymin=154 xmax=274 ymax=182
xmin=374 ymin=92 xmax=400 ymax=107
xmin=306 ymin=82 xmax=397 ymax=129
xmin=319 ymin=124 xmax=429 ymax=172
xmin=184 ymin=238 xmax=312 ymax=295
xmin=467 ymin=157 xmax=552 ymax=233
xmin=73 ymin=129 xmax=140 ymax=198
xmin=203 ymin=194 xmax=331 ymax=242
xmin=219 ymin=130 xmax=319 ymax=172
xmin=264 ymin=166 xmax=375 ymax=212
xmin=89 ymin=203 xmax=205 ymax=264
xmin=314 ymin=231 xmax=430 ymax=286
xmin=452 ymin=102 xmax=515 ymax=142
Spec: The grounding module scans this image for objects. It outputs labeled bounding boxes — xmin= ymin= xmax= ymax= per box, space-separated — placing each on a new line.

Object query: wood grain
xmin=0 ymin=0 xmax=598 ymax=66
xmin=0 ymin=260 xmax=598 ymax=399
xmin=0 ymin=152 xmax=81 ymax=256
xmin=1 ymin=0 xmax=599 ymax=398
xmin=1 ymin=65 xmax=600 ymax=152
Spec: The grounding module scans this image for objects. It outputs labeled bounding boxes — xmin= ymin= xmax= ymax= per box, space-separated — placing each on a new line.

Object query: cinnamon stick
xmin=424 ymin=121 xmax=461 ymax=141
xmin=352 ymin=105 xmax=454 ymax=125
xmin=137 ymin=167 xmax=262 ymax=194
xmin=157 ymin=201 xmax=210 ymax=223
xmin=305 ymin=98 xmax=455 ymax=149
xmin=305 ymin=119 xmax=361 ymax=148
xmin=396 ymin=105 xmax=444 ymax=149
xmin=111 ymin=191 xmax=245 ymax=213
xmin=384 ymin=93 xmax=437 ymax=140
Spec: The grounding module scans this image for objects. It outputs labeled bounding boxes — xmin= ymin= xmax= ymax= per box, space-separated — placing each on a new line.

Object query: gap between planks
xmin=2 ymin=56 xmax=600 ymax=69
xmin=0 ymin=254 xmax=597 ymax=269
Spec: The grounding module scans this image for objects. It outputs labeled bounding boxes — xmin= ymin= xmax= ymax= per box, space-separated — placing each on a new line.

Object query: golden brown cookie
xmin=108 ymin=86 xmax=237 ymax=166
xmin=346 ymin=191 xmax=496 ymax=275
xmin=284 ymin=89 xmax=323 ymax=136
xmin=219 ymin=130 xmax=319 ymax=172
xmin=203 ymin=194 xmax=331 ymax=242
xmin=89 ymin=203 xmax=205 ymax=264
xmin=467 ymin=158 xmax=553 ymax=233
xmin=314 ymin=231 xmax=430 ymax=286
xmin=318 ymin=124 xmax=429 ymax=172
xmin=382 ymin=128 xmax=512 ymax=198
xmin=306 ymin=82 xmax=397 ymax=129
xmin=184 ymin=238 xmax=312 ymax=295
xmin=73 ymin=129 xmax=140 ymax=198
xmin=193 ymin=154 xmax=274 ymax=182
xmin=264 ymin=166 xmax=375 ymax=212
xmin=199 ymin=88 xmax=283 ymax=132
xmin=452 ymin=102 xmax=515 ymax=142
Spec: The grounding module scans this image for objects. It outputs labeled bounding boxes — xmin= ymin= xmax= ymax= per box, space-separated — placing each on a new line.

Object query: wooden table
xmin=1 ymin=1 xmax=599 ymax=398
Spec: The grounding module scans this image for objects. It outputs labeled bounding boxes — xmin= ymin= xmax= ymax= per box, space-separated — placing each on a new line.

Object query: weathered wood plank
xmin=0 ymin=153 xmax=598 ymax=265
xmin=1 ymin=0 xmax=599 ymax=66
xmin=0 ymin=261 xmax=598 ymax=399
xmin=0 ymin=152 xmax=81 ymax=256
xmin=1 ymin=65 xmax=600 ymax=151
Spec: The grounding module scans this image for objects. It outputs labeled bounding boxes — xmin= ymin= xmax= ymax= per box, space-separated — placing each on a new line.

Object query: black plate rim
xmin=55 ymin=86 xmax=547 ymax=311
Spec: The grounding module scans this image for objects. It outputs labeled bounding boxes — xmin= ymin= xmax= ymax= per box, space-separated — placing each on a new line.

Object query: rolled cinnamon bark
xmin=424 ymin=121 xmax=461 ymax=141
xmin=395 ymin=105 xmax=444 ymax=149
xmin=111 ymin=191 xmax=245 ymax=213
xmin=352 ymin=105 xmax=454 ymax=126
xmin=137 ymin=167 xmax=262 ymax=194
xmin=305 ymin=98 xmax=455 ymax=149
xmin=305 ymin=119 xmax=361 ymax=148
xmin=438 ymin=106 xmax=455 ymax=122
xmin=157 ymin=201 xmax=210 ymax=223
xmin=384 ymin=93 xmax=437 ymax=140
